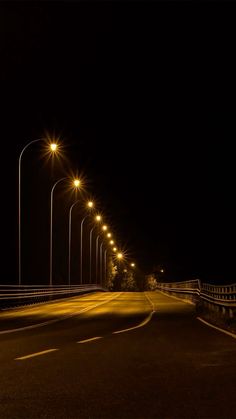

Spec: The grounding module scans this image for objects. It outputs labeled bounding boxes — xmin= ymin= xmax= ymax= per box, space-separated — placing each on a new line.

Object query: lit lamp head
xmin=107 ymin=233 xmax=112 ymax=238
xmin=95 ymin=215 xmax=102 ymax=222
xmin=50 ymin=143 xmax=58 ymax=152
xmin=131 ymin=263 xmax=135 ymax=268
xmin=87 ymin=201 xmax=94 ymax=208
xmin=113 ymin=247 xmax=117 ymax=252
xmin=102 ymin=225 xmax=108 ymax=231
xmin=160 ymin=269 xmax=164 ymax=273
xmin=73 ymin=179 xmax=80 ymax=189
xmin=117 ymin=252 xmax=123 ymax=260
xmin=110 ymin=240 xmax=114 ymax=245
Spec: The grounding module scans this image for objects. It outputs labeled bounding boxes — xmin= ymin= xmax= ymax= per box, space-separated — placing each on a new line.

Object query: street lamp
xmin=95 ymin=234 xmax=100 ymax=283
xmin=104 ymin=249 xmax=107 ymax=284
xmin=89 ymin=214 xmax=102 ymax=283
xmin=100 ymin=241 xmax=104 ymax=285
xmin=80 ymin=201 xmax=94 ymax=285
xmin=50 ymin=177 xmax=80 ymax=287
xmin=18 ymin=138 xmax=58 ymax=286
xmin=68 ymin=199 xmax=79 ymax=287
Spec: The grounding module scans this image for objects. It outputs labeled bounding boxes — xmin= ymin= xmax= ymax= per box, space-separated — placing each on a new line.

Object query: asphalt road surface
xmin=0 ymin=291 xmax=236 ymax=419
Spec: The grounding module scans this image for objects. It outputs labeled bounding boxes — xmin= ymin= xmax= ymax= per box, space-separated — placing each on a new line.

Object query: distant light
xmin=87 ymin=201 xmax=94 ymax=208
xmin=117 ymin=253 xmax=123 ymax=259
xmin=113 ymin=247 xmax=117 ymax=252
xmin=107 ymin=233 xmax=112 ymax=238
xmin=160 ymin=269 xmax=164 ymax=273
xmin=123 ymin=269 xmax=127 ymax=273
xmin=50 ymin=143 xmax=58 ymax=152
xmin=96 ymin=215 xmax=102 ymax=222
xmin=131 ymin=263 xmax=135 ymax=268
xmin=102 ymin=225 xmax=108 ymax=231
xmin=110 ymin=240 xmax=114 ymax=245
xmin=73 ymin=179 xmax=80 ymax=188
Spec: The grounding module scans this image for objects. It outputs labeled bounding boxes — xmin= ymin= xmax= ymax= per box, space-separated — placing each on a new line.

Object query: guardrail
xmin=0 ymin=284 xmax=105 ymax=309
xmin=157 ymin=280 xmax=236 ymax=318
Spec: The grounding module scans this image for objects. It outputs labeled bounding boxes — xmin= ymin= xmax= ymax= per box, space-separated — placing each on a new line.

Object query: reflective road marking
xmin=113 ymin=311 xmax=155 ymax=334
xmin=15 ymin=348 xmax=58 ymax=360
xmin=197 ymin=317 xmax=236 ymax=340
xmin=77 ymin=336 xmax=102 ymax=344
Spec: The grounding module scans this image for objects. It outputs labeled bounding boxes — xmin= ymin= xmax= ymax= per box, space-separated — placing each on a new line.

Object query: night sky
xmin=1 ymin=3 xmax=235 ymax=285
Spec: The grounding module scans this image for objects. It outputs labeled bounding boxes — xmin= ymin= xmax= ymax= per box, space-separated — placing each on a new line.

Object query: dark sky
xmin=1 ymin=2 xmax=235 ymax=285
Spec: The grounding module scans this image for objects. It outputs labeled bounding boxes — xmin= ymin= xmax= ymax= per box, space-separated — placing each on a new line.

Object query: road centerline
xmin=77 ymin=336 xmax=103 ymax=344
xmin=113 ymin=310 xmax=155 ymax=335
xmin=15 ymin=348 xmax=58 ymax=360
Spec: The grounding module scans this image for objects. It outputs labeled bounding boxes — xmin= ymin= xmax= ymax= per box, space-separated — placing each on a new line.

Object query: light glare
xmin=50 ymin=143 xmax=57 ymax=152
xmin=73 ymin=179 xmax=80 ymax=188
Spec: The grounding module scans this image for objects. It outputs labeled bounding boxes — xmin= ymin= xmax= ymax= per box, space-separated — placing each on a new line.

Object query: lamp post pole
xmin=50 ymin=177 xmax=67 ymax=286
xmin=104 ymin=249 xmax=107 ymax=284
xmin=95 ymin=235 xmax=100 ymax=284
xmin=100 ymin=242 xmax=104 ymax=285
xmin=68 ymin=200 xmax=80 ymax=287
xmin=89 ymin=226 xmax=95 ymax=284
xmin=18 ymin=138 xmax=44 ymax=286
xmin=80 ymin=215 xmax=89 ymax=285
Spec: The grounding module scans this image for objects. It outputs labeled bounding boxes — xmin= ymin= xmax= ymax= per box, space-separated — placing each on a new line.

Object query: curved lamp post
xmin=99 ymin=241 xmax=104 ymax=284
xmin=80 ymin=201 xmax=94 ymax=285
xmin=89 ymin=214 xmax=102 ymax=284
xmin=18 ymin=139 xmax=58 ymax=286
xmin=50 ymin=177 xmax=80 ymax=286
xmin=104 ymin=249 xmax=107 ymax=284
xmin=68 ymin=199 xmax=80 ymax=287
xmin=95 ymin=234 xmax=100 ymax=284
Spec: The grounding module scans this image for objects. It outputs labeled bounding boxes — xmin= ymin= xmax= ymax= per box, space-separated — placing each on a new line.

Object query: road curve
xmin=0 ymin=291 xmax=236 ymax=419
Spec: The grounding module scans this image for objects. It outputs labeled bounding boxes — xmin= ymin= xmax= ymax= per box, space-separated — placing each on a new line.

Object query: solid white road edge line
xmin=15 ymin=348 xmax=58 ymax=360
xmin=197 ymin=317 xmax=236 ymax=340
xmin=0 ymin=292 xmax=122 ymax=335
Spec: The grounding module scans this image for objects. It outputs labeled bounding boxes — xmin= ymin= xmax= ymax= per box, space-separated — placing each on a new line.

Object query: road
xmin=0 ymin=291 xmax=236 ymax=419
